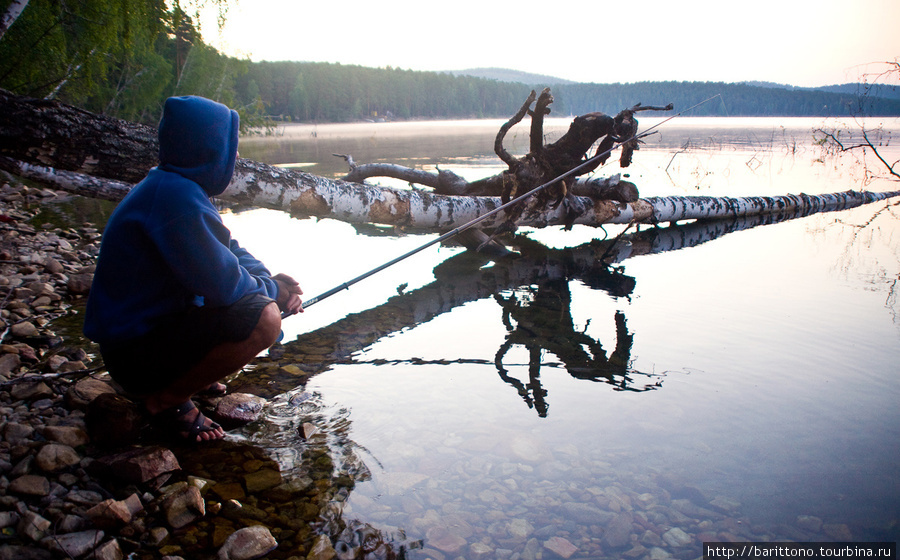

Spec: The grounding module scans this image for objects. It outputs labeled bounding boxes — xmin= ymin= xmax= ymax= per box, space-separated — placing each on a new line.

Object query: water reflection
xmin=494 ymin=282 xmax=644 ymax=417
xmin=234 ymin=207 xmax=845 ymax=412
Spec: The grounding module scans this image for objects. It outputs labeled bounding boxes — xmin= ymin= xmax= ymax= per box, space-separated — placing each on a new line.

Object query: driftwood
xmin=340 ymin=89 xmax=648 ymax=205
xmin=1 ymin=88 xmax=899 ymax=236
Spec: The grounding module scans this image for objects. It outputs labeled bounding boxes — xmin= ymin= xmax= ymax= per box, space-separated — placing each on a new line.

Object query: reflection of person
xmin=84 ymin=96 xmax=303 ymax=442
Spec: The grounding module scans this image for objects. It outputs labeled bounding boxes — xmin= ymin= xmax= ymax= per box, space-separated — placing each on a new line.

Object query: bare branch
xmin=529 ymin=88 xmax=553 ymax=155
xmin=861 ymin=128 xmax=900 ymax=180
xmin=495 ymin=90 xmax=536 ymax=166
xmin=341 ymin=162 xmax=468 ymax=192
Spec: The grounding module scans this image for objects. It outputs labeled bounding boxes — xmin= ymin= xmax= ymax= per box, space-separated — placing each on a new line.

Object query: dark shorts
xmin=100 ymin=293 xmax=275 ymax=396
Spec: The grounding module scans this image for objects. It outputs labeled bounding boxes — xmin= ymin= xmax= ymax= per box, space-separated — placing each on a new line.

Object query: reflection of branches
xmin=887 ymin=277 xmax=900 ymax=327
xmin=833 ymin=199 xmax=900 ymax=232
xmin=804 ymin=197 xmax=900 ymax=283
xmin=812 ymin=196 xmax=900 ymax=325
xmin=665 ymin=139 xmax=693 ymax=186
xmin=492 ymin=279 xmax=657 ymax=417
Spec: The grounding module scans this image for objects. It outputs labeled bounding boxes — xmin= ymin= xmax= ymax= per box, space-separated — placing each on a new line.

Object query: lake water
xmin=225 ymin=117 xmax=899 ymax=558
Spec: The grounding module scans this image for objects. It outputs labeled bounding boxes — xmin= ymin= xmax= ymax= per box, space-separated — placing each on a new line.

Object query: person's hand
xmin=272 ymin=273 xmax=303 ymax=315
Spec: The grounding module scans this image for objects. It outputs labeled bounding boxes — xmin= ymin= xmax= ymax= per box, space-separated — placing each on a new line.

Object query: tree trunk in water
xmin=1 ymin=88 xmax=898 ymax=231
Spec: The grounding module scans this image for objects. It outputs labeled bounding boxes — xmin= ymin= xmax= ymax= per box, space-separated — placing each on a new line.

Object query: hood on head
xmin=158 ymin=96 xmax=240 ymax=196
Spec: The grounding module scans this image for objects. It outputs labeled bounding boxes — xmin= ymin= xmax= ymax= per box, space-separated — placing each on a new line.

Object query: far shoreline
xmin=240 ymin=115 xmax=900 ymax=142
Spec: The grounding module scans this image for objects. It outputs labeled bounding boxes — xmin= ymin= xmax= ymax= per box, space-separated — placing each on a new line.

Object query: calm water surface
xmin=228 ymin=117 xmax=900 ymax=558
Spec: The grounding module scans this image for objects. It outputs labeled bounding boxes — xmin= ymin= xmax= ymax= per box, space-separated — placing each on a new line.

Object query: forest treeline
xmin=2 ymin=0 xmax=898 ymax=128
xmin=242 ymin=62 xmax=900 ymax=122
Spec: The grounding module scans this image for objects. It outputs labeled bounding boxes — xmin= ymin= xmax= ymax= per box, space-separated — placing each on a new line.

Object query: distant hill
xmin=816 ymin=83 xmax=900 ymax=100
xmin=554 ymin=80 xmax=900 ymax=118
xmin=450 ymin=68 xmax=576 ymax=85
xmin=742 ymin=80 xmax=900 ymax=101
xmin=451 ymin=71 xmax=900 ymax=105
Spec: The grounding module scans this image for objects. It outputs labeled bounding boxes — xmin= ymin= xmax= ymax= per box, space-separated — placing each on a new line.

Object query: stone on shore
xmin=34 ymin=443 xmax=81 ymax=472
xmin=160 ymin=485 xmax=205 ymax=529
xmin=66 ymin=377 xmax=117 ymax=409
xmin=0 ymin=353 xmax=20 ymax=376
xmin=66 ymin=272 xmax=94 ymax=295
xmin=86 ymin=497 xmax=140 ymax=529
xmin=17 ymin=511 xmax=51 ymax=541
xmin=8 ymin=474 xmax=50 ymax=497
xmin=92 ymin=539 xmax=125 ymax=560
xmin=40 ymin=530 xmax=104 ymax=558
xmin=212 ymin=393 xmax=267 ymax=427
xmin=41 ymin=425 xmax=89 ymax=447
xmin=85 ymin=392 xmax=145 ymax=446
xmin=93 ymin=446 xmax=180 ymax=487
xmin=306 ymin=534 xmax=336 ymax=560
xmin=10 ymin=321 xmax=39 ymax=338
xmin=216 ymin=526 xmax=278 ymax=560
xmin=10 ymin=379 xmax=52 ymax=401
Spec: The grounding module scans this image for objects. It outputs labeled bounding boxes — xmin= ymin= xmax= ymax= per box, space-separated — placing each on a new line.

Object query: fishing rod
xmin=290 ymin=94 xmax=722 ymax=313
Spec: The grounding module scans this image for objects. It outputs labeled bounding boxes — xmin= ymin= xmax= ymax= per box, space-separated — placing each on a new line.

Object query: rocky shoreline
xmin=0 ymin=180 xmax=362 ymax=560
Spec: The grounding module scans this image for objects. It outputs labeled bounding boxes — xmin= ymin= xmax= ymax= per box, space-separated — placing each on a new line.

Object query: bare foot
xmin=198 ymin=381 xmax=227 ymax=396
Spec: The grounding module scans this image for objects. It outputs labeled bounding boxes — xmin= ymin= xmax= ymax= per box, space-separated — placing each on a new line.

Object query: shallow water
xmin=227 ymin=117 xmax=900 ymax=558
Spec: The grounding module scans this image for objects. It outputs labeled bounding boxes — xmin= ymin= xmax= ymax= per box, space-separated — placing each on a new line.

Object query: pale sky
xmin=201 ymin=0 xmax=900 ymax=87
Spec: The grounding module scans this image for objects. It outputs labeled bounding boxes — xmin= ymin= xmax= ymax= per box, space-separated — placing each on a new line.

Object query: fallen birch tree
xmin=1 ymin=88 xmax=899 ymax=236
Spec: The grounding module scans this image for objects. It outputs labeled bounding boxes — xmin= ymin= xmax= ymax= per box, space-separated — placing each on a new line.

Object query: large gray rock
xmin=34 ymin=443 xmax=81 ymax=473
xmin=41 ymin=529 xmax=104 ymax=558
xmin=93 ymin=446 xmax=180 ymax=488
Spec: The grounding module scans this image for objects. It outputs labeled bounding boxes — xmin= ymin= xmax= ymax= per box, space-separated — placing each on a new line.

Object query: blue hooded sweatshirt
xmin=83 ymin=96 xmax=279 ymax=344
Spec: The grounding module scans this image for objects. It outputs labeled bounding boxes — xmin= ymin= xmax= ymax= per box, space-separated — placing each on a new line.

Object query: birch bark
xmin=0 ymin=0 xmax=29 ymax=42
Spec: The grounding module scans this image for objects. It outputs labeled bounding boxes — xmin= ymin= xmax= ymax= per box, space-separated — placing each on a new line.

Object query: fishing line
xmin=288 ymin=94 xmax=722 ymax=314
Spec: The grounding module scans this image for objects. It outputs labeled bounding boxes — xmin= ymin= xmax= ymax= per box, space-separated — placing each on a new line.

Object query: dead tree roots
xmin=337 ymin=88 xmax=672 ymax=249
